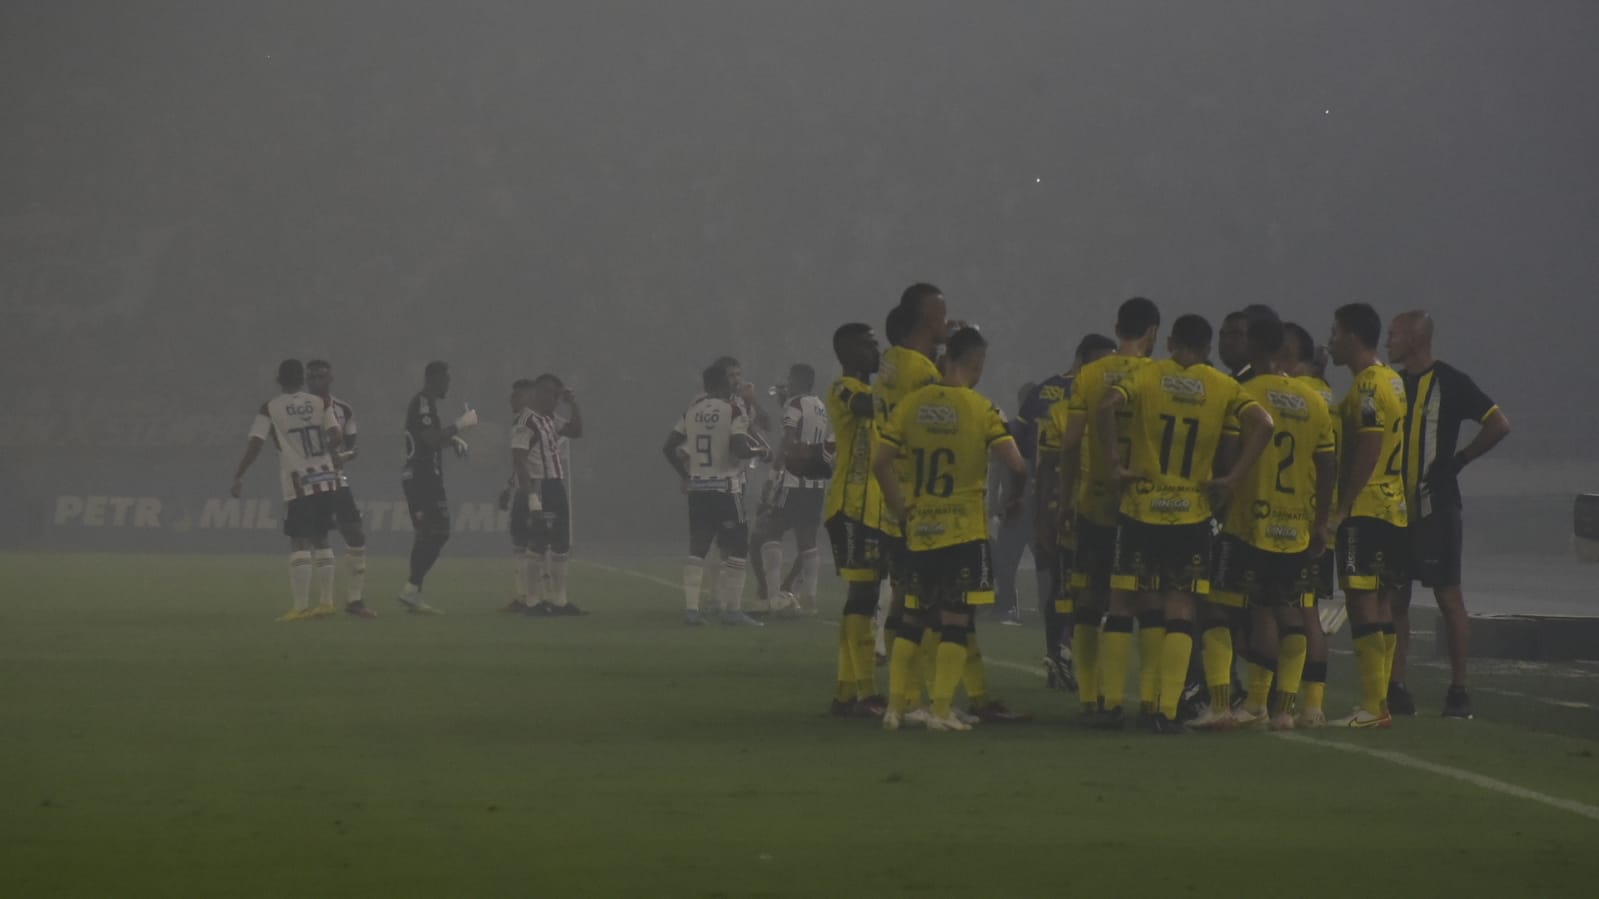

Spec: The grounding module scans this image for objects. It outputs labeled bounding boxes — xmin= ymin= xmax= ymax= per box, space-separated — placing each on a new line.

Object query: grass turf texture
xmin=4 ymin=552 xmax=1598 ymax=898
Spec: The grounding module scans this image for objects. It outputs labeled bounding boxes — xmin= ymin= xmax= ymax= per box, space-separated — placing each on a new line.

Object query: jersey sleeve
xmin=1036 ymin=401 xmax=1066 ymax=453
xmin=782 ymin=399 xmax=803 ymax=432
xmin=510 ymin=414 xmax=534 ymax=450
xmin=672 ymin=412 xmax=687 ymax=437
xmin=248 ymin=403 xmax=271 ymax=441
xmin=985 ymin=402 xmax=1014 ymax=447
xmin=1314 ymin=405 xmax=1336 ymax=454
xmin=878 ymin=400 xmax=909 ymax=449
xmin=321 ymin=402 xmax=341 ymax=436
xmin=1065 ymin=372 xmax=1089 ymax=420
xmin=1448 ymin=367 xmax=1498 ymax=424
xmin=341 ymin=403 xmax=359 ymax=438
xmin=728 ymin=405 xmax=751 ymax=438
xmin=1221 ymin=380 xmax=1250 ymax=435
xmin=1357 ymin=377 xmax=1386 ymax=433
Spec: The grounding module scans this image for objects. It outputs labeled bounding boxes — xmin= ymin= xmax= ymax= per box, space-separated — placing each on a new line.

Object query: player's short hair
xmin=1115 ymin=297 xmax=1160 ymax=340
xmin=1170 ymin=314 xmax=1213 ymax=350
xmin=306 ymin=359 xmax=331 ymax=372
xmin=898 ymin=282 xmax=943 ymax=313
xmin=788 ymin=364 xmax=816 ymax=392
xmin=712 ymin=355 xmax=740 ymax=374
xmin=1240 ymin=304 xmax=1280 ymax=325
xmin=884 ymin=304 xmax=914 ymax=346
xmin=702 ymin=364 xmax=731 ymax=394
xmin=511 ymin=378 xmax=536 ymax=391
xmin=1283 ymin=323 xmax=1316 ymax=364
xmin=277 ymin=359 xmax=304 ymax=390
xmin=1074 ymin=333 xmax=1117 ymax=364
xmin=532 ymin=373 xmax=563 ymax=390
xmin=1246 ymin=317 xmax=1285 ymax=359
xmin=945 ymin=326 xmax=987 ymax=363
xmin=424 ymin=360 xmax=449 ymax=381
xmin=1334 ymin=303 xmax=1382 ymax=349
xmin=832 ymin=322 xmax=872 ymax=360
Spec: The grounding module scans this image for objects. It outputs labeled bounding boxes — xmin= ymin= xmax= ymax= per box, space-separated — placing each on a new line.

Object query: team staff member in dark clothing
xmin=397 ymin=361 xmax=479 ymax=615
xmin=1385 ymin=311 xmax=1511 ymax=719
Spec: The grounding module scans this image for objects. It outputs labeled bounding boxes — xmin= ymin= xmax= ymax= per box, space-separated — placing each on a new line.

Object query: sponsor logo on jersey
xmin=1267 ymin=390 xmax=1309 ymax=418
xmin=1161 ymin=375 xmax=1207 ymax=403
xmin=1149 ymin=495 xmax=1192 ymax=515
xmin=915 ymin=404 xmax=958 ymax=426
xmin=1266 ymin=524 xmax=1300 ymax=543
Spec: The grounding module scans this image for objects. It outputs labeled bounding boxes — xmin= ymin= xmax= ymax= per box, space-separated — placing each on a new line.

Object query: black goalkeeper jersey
xmin=403 ymin=392 xmax=445 ymax=483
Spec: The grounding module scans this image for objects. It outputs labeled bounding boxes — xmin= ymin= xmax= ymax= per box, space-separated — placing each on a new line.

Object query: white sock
xmin=701 ymin=551 xmax=720 ymax=611
xmin=549 ymin=552 xmax=570 ymax=606
xmin=683 ymin=558 xmax=705 ymax=611
xmin=874 ymin=580 xmax=892 ymax=654
xmin=797 ymin=547 xmax=821 ymax=607
xmin=524 ymin=550 xmax=547 ymax=604
xmin=760 ymin=541 xmax=785 ymax=599
xmin=289 ymin=550 xmax=313 ymax=611
xmin=313 ymin=548 xmax=336 ymax=606
xmin=513 ymin=548 xmax=527 ymax=601
xmin=718 ymin=557 xmax=749 ymax=613
xmin=345 ymin=546 xmax=366 ymax=605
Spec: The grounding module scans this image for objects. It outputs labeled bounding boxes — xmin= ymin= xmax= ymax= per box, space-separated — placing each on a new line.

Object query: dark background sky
xmin=2 ymin=1 xmax=1595 ymax=539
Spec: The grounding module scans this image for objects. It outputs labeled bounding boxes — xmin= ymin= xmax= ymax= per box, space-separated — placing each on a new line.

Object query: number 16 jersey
xmin=877 ymin=384 xmax=1014 ymax=552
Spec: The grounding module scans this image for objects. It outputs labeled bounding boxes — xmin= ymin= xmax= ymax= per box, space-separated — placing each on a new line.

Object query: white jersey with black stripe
xmin=249 ymin=392 xmax=341 ymax=501
xmin=510 ymin=408 xmax=571 ymax=481
xmin=779 ymin=394 xmax=832 ymax=490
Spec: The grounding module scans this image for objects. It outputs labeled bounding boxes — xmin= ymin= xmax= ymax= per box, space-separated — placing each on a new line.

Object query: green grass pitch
xmin=4 ymin=551 xmax=1598 ymax=897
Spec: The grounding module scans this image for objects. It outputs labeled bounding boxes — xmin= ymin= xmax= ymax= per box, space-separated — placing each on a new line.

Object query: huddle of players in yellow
xmin=824 ymin=286 xmax=1410 ymax=732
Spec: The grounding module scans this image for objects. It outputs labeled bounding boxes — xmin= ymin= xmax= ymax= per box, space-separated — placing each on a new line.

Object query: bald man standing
xmin=1386 ymin=311 xmax=1511 ymax=719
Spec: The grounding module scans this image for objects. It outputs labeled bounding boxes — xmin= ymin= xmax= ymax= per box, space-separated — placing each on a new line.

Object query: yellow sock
xmin=1301 ymin=658 xmax=1327 ymax=713
xmin=1275 ymin=633 xmax=1308 ymax=714
xmin=1380 ymin=626 xmax=1397 ymax=698
xmin=918 ymin=627 xmax=941 ymax=701
xmin=1098 ymin=616 xmax=1135 ymax=711
xmin=1073 ymin=622 xmax=1101 ymax=713
xmin=962 ymin=632 xmax=987 ymax=708
xmin=932 ymin=635 xmax=968 ymax=719
xmin=835 ymin=619 xmax=856 ymax=703
xmin=888 ymin=633 xmax=920 ymax=714
xmin=1158 ymin=622 xmax=1195 ymax=719
xmin=1136 ymin=611 xmax=1165 ymax=714
xmin=1245 ymin=662 xmax=1274 ymax=712
xmin=1202 ymin=626 xmax=1234 ymax=710
xmin=846 ymin=615 xmax=878 ymax=700
xmin=1352 ymin=629 xmax=1387 ymax=716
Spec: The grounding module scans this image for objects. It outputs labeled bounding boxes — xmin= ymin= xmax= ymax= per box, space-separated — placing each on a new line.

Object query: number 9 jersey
xmin=876 ymin=384 xmax=1014 ymax=552
xmin=674 ymin=395 xmax=752 ymax=493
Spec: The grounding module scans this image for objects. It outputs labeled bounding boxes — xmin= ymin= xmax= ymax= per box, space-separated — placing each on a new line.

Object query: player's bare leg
xmin=1388 ymin=585 xmax=1418 ymax=714
xmin=1433 ymin=585 xmax=1473 ymax=717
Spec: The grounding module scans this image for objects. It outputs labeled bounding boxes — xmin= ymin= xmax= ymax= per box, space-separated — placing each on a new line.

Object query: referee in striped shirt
xmin=1386 ymin=311 xmax=1511 ymax=719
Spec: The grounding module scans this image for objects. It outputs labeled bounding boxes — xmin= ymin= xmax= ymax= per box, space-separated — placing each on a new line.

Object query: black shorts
xmin=882 ymin=533 xmax=913 ymax=589
xmin=688 ymin=491 xmax=749 ymax=559
xmin=1071 ymin=519 xmax=1118 ymax=596
xmin=768 ymin=485 xmax=825 ymax=539
xmin=909 ymin=540 xmax=996 ymax=609
xmin=403 ymin=477 xmax=451 ymax=536
xmin=283 ymin=491 xmax=337 ymax=540
xmin=1210 ymin=534 xmax=1315 ymax=608
xmin=1110 ymin=517 xmax=1213 ymax=595
xmin=1410 ymin=507 xmax=1463 ymax=589
xmin=510 ymin=480 xmax=573 ymax=554
xmin=826 ymin=514 xmax=884 ymax=583
xmin=331 ymin=486 xmax=363 ymax=529
xmin=1336 ymin=516 xmax=1410 ymax=593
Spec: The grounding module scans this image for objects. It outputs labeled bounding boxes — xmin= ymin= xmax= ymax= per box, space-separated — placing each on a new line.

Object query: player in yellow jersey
xmin=1328 ymin=302 xmax=1409 ymax=728
xmin=822 ymin=322 xmax=889 ymax=718
xmin=1040 ymin=297 xmax=1160 ymax=721
xmin=873 ymin=287 xmax=947 ymax=725
xmin=874 ymin=327 xmax=1028 ymax=731
xmin=1209 ymin=320 xmax=1335 ymax=731
xmin=1096 ymin=314 xmax=1273 ymax=733
xmin=1285 ymin=324 xmax=1337 ymax=725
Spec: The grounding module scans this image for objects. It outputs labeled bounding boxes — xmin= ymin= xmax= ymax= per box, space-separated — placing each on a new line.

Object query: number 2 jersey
xmin=1220 ymin=373 xmax=1336 ymax=553
xmin=872 ymin=345 xmax=941 ymax=537
xmin=825 ymin=375 xmax=883 ymax=530
xmin=249 ymin=392 xmax=342 ymax=501
xmin=1339 ymin=363 xmax=1408 ymax=527
xmin=674 ymin=395 xmax=752 ymax=493
xmin=1112 ymin=359 xmax=1257 ymax=526
xmin=877 ymin=384 xmax=1014 ymax=552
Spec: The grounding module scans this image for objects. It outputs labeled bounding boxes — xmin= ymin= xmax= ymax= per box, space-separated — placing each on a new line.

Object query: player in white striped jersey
xmin=505 ymin=373 xmax=587 ymax=617
xmin=663 ymin=364 xmax=767 ymax=626
xmin=750 ymin=364 xmax=833 ymax=617
xmin=230 ymin=359 xmax=345 ymax=622
xmin=304 ymin=360 xmax=376 ymax=619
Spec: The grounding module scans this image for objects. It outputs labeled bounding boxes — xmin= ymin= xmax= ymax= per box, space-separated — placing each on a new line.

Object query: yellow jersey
xmin=1220 ymin=374 xmax=1335 ymax=553
xmin=877 ymin=384 xmax=1014 ymax=552
xmin=1060 ymin=354 xmax=1152 ymax=526
xmin=872 ymin=345 xmax=941 ymax=537
xmin=824 ymin=375 xmax=883 ymax=529
xmin=1113 ymin=358 xmax=1257 ymax=526
xmin=1339 ymin=363 xmax=1409 ymax=526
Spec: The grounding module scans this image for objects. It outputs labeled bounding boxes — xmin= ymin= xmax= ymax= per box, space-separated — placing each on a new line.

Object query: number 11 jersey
xmin=877 ymin=384 xmax=1014 ymax=552
xmin=250 ymin=392 xmax=341 ymax=501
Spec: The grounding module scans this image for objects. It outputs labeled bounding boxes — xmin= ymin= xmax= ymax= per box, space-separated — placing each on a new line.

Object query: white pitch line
xmin=1475 ymin=687 xmax=1598 ymax=712
xmin=1275 ymin=732 xmax=1599 ymax=823
xmin=585 ymin=559 xmax=1599 ymax=822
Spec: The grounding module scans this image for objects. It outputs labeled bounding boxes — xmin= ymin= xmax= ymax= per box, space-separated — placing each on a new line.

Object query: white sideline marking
xmin=586 ymin=560 xmax=1599 ymax=821
xmin=1475 ymin=687 xmax=1598 ymax=712
xmin=1274 ymin=733 xmax=1599 ymax=823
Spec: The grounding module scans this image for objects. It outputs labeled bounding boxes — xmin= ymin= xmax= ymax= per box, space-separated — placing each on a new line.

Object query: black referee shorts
xmin=1411 ymin=507 xmax=1464 ymax=590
